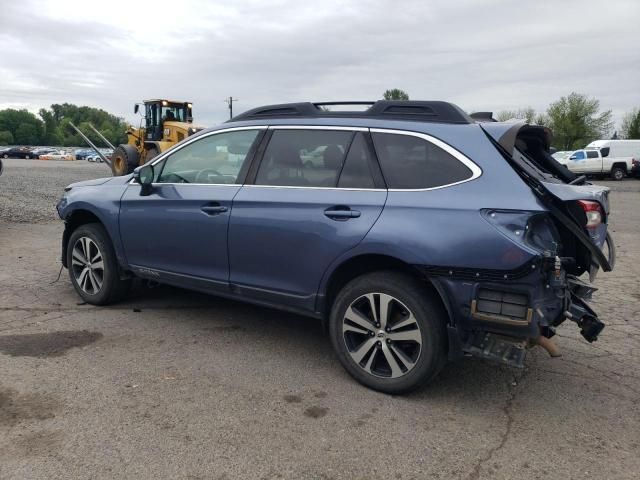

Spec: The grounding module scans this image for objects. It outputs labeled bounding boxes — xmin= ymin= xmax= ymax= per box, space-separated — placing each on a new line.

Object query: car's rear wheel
xmin=329 ymin=271 xmax=446 ymax=394
xmin=67 ymin=223 xmax=130 ymax=305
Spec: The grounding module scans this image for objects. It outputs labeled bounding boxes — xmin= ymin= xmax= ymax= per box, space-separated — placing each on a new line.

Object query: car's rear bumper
xmin=419 ymin=239 xmax=615 ymax=366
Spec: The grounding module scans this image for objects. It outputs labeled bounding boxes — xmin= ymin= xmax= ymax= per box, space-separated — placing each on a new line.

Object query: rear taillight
xmin=578 ymin=200 xmax=603 ymax=229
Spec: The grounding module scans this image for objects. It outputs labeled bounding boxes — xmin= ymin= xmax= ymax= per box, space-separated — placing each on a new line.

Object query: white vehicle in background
xmin=38 ymin=150 xmax=74 ymax=161
xmin=87 ymin=154 xmax=105 ymax=163
xmin=586 ymin=139 xmax=640 ymax=178
xmin=560 ymin=148 xmax=634 ymax=180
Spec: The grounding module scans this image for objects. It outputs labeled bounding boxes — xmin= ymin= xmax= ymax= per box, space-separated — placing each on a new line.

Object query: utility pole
xmin=225 ymin=97 xmax=238 ymax=119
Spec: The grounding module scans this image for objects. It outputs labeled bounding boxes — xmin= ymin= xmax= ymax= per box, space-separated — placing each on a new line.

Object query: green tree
xmin=14 ymin=123 xmax=39 ymax=144
xmin=383 ymin=89 xmax=409 ymax=101
xmin=620 ymin=108 xmax=640 ymax=139
xmin=495 ymin=107 xmax=543 ymax=124
xmin=546 ymin=92 xmax=613 ymax=150
xmin=0 ymin=130 xmax=14 ymax=145
xmin=0 ymin=109 xmax=44 ymax=145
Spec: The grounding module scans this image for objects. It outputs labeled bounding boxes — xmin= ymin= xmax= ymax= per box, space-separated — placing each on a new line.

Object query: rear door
xmin=119 ymin=127 xmax=264 ymax=291
xmin=228 ymin=127 xmax=387 ymax=311
xmin=584 ymin=149 xmax=602 ymax=173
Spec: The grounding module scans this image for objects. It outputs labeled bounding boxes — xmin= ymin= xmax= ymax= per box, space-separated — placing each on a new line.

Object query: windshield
xmin=161 ymin=105 xmax=187 ymax=122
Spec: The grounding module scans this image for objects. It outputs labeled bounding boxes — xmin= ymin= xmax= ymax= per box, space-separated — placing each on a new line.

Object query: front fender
xmin=58 ymin=185 xmax=128 ymax=269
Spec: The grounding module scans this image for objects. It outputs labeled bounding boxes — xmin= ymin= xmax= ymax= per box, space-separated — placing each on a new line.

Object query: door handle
xmin=324 ymin=207 xmax=361 ymax=220
xmin=201 ymin=204 xmax=228 ymax=215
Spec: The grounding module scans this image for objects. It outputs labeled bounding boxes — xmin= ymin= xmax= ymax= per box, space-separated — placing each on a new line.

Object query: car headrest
xmin=271 ymin=144 xmax=302 ymax=168
xmin=323 ymin=145 xmax=343 ymax=169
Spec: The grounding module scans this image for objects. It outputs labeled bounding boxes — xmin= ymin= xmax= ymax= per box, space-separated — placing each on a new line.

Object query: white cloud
xmin=1 ymin=0 xmax=638 ymax=129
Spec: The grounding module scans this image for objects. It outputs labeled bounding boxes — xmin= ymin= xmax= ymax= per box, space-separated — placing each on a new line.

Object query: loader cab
xmin=139 ymin=100 xmax=193 ymax=142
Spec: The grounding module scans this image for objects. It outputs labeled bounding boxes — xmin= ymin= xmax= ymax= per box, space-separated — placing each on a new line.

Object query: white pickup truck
xmin=558 ymin=148 xmax=635 ymax=180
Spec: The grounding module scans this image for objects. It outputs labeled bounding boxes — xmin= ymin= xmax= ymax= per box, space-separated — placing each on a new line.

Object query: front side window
xmin=157 ymin=129 xmax=260 ymax=184
xmin=255 ymin=129 xmax=353 ymax=187
xmin=570 ymin=151 xmax=586 ymax=160
xmin=371 ymin=132 xmax=473 ymax=189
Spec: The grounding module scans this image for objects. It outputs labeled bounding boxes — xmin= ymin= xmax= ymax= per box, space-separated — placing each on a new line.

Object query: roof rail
xmin=229 ymin=101 xmax=473 ymax=124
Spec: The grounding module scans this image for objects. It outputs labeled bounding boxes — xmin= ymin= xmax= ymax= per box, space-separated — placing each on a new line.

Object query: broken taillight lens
xmin=577 ymin=200 xmax=603 ymax=229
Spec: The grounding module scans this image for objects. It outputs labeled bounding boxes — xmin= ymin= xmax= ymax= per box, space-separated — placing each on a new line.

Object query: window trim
xmin=128 ymin=126 xmax=268 ymax=186
xmin=370 ymin=128 xmax=482 ymax=191
xmin=129 ymin=125 xmax=483 ymax=192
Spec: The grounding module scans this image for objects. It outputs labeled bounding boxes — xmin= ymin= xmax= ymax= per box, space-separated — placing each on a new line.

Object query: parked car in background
xmin=31 ymin=147 xmax=59 ymax=158
xmin=39 ymin=150 xmax=75 ymax=161
xmin=586 ymin=139 xmax=640 ymax=178
xmin=559 ymin=148 xmax=634 ymax=180
xmin=75 ymin=149 xmax=95 ymax=160
xmin=57 ymin=100 xmax=615 ymax=393
xmin=1 ymin=146 xmax=35 ymax=159
xmin=87 ymin=154 xmax=103 ymax=162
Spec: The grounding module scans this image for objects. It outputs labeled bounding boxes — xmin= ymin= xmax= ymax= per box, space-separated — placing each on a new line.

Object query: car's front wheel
xmin=329 ymin=271 xmax=447 ymax=394
xmin=66 ymin=223 xmax=130 ymax=305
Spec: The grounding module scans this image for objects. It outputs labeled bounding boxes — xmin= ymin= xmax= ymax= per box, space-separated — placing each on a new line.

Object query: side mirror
xmin=133 ymin=164 xmax=154 ymax=196
xmin=600 ymin=147 xmax=610 ymax=158
xmin=134 ymin=104 xmax=139 ymax=114
xmin=569 ymin=155 xmax=577 ymax=160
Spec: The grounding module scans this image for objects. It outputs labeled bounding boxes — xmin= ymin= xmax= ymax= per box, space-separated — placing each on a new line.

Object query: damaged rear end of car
xmin=441 ymin=122 xmax=615 ymax=367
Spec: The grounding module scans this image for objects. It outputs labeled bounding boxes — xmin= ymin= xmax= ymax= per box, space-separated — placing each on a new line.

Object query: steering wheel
xmin=195 ymin=168 xmax=222 ymax=183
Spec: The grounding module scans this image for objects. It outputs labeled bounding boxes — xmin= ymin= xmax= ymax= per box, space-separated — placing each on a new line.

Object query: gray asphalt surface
xmin=1 ymin=159 xmax=639 ymax=479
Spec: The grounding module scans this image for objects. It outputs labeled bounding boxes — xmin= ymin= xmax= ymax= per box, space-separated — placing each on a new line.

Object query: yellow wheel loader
xmin=111 ymin=99 xmax=203 ymax=176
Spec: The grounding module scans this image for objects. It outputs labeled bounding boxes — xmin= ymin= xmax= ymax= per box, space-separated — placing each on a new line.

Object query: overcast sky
xmin=1 ymin=0 xmax=638 ymax=128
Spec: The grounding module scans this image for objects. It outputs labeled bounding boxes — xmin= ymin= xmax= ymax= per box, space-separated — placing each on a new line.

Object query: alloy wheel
xmin=342 ymin=293 xmax=423 ymax=378
xmin=71 ymin=237 xmax=104 ymax=295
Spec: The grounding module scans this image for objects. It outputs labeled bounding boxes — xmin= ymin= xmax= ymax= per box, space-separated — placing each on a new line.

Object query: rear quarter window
xmin=371 ymin=131 xmax=476 ymax=189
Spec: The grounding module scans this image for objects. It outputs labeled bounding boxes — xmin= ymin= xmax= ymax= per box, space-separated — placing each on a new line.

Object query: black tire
xmin=329 ymin=271 xmax=447 ymax=394
xmin=111 ymin=145 xmax=139 ymax=176
xmin=611 ymin=166 xmax=625 ymax=181
xmin=66 ymin=223 xmax=131 ymax=305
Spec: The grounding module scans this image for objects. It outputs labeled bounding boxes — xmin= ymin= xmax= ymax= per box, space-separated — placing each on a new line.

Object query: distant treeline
xmin=0 ymin=103 xmax=128 ymax=147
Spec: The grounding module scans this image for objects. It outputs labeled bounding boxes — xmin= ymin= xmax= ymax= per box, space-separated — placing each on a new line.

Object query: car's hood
xmin=67 ymin=175 xmax=132 ymax=189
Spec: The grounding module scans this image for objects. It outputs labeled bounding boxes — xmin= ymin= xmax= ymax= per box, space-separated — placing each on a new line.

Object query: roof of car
xmin=228 ymin=101 xmax=474 ymax=125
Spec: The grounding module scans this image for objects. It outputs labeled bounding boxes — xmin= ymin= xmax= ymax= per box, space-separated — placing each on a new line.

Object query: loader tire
xmin=111 ymin=145 xmax=139 ymax=176
xmin=145 ymin=147 xmax=159 ymax=164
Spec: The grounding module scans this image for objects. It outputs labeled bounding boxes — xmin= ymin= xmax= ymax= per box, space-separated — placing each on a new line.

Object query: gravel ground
xmin=0 ymin=159 xmax=111 ymax=223
xmin=1 ymin=160 xmax=639 ymax=479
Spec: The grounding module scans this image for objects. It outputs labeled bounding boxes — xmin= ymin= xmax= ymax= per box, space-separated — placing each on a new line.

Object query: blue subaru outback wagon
xmin=57 ymin=101 xmax=615 ymax=393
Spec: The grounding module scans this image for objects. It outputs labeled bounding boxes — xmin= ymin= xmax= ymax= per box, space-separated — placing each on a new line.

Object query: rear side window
xmin=586 ymin=150 xmax=599 ymax=158
xmin=371 ymin=132 xmax=473 ymax=189
xmin=255 ymin=129 xmax=352 ymax=187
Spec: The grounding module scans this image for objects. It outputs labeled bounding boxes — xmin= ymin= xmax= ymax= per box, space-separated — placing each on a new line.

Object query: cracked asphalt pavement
xmin=1 ymin=160 xmax=639 ymax=479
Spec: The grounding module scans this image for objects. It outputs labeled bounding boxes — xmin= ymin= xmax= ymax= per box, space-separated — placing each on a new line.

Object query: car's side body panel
xmin=228 ymin=185 xmax=387 ymax=311
xmin=118 ymin=183 xmax=241 ymax=288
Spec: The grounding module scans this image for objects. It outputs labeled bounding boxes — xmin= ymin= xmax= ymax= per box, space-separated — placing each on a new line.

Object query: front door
xmin=567 ymin=150 xmax=587 ymax=173
xmin=228 ymin=128 xmax=387 ymax=311
xmin=119 ymin=127 xmax=264 ymax=291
